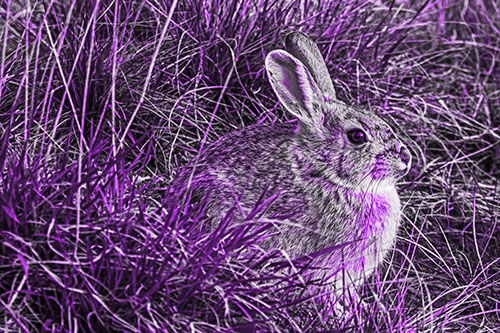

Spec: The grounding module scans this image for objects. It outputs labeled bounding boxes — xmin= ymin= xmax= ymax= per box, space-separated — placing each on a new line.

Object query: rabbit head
xmin=265 ymin=32 xmax=411 ymax=192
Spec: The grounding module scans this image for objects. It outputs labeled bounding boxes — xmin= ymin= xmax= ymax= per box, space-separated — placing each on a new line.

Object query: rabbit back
xmin=169 ymin=122 xmax=309 ymax=224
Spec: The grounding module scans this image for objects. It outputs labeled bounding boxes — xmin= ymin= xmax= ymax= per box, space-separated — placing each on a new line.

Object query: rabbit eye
xmin=346 ymin=129 xmax=367 ymax=145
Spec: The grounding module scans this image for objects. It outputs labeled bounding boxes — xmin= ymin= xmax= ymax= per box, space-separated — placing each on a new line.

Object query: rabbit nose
xmin=395 ymin=142 xmax=412 ymax=172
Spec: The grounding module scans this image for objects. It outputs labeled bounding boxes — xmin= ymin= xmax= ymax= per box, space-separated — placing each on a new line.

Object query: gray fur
xmin=285 ymin=31 xmax=337 ymax=101
xmin=169 ymin=32 xmax=412 ymax=291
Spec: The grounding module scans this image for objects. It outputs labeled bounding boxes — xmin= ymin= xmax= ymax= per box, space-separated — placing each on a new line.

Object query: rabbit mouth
xmin=395 ymin=160 xmax=411 ymax=177
xmin=389 ymin=155 xmax=411 ymax=177
xmin=370 ymin=162 xmax=408 ymax=180
xmin=372 ymin=152 xmax=411 ymax=179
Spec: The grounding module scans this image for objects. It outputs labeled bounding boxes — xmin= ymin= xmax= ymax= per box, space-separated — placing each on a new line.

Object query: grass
xmin=1 ymin=0 xmax=500 ymax=331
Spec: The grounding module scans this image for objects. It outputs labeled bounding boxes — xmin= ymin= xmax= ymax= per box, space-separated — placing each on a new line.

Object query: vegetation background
xmin=0 ymin=0 xmax=499 ymax=331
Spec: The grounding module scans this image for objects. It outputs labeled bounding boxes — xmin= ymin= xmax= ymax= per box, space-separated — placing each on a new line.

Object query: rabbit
xmin=169 ymin=31 xmax=412 ymax=294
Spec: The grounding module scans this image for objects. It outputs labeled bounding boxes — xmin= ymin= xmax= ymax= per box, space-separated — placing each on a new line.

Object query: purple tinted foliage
xmin=1 ymin=0 xmax=500 ymax=331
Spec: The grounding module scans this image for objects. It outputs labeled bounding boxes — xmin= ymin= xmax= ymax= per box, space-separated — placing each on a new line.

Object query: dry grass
xmin=0 ymin=0 xmax=499 ymax=331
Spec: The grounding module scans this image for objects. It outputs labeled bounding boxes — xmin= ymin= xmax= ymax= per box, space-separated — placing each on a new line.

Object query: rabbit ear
xmin=266 ymin=49 xmax=324 ymax=127
xmin=285 ymin=31 xmax=336 ymax=101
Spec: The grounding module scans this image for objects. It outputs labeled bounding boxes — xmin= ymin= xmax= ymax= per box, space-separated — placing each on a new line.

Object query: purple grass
xmin=1 ymin=0 xmax=499 ymax=331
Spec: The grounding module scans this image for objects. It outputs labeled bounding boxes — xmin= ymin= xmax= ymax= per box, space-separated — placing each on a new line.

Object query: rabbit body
xmin=170 ymin=32 xmax=411 ymax=290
